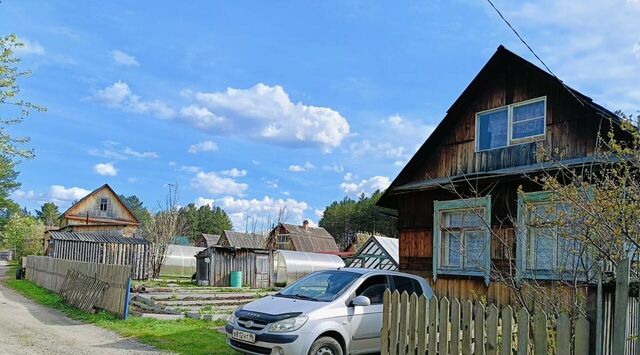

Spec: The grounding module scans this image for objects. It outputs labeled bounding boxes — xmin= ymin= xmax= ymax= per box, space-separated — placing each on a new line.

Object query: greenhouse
xmin=347 ymin=235 xmax=399 ymax=271
xmin=274 ymin=250 xmax=344 ymax=286
xmin=160 ymin=244 xmax=205 ymax=278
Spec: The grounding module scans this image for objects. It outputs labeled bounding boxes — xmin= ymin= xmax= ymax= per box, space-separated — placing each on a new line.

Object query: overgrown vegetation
xmin=4 ymin=279 xmax=237 ymax=355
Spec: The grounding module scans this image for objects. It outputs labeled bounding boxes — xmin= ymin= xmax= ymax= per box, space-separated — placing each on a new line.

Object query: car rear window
xmin=391 ymin=276 xmax=423 ymax=296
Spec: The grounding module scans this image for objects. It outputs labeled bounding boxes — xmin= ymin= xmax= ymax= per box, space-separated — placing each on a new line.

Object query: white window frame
xmin=433 ymin=196 xmax=492 ymax=285
xmin=475 ymin=96 xmax=547 ymax=152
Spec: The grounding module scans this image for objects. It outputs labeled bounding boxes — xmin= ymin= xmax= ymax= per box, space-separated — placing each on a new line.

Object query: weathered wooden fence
xmin=382 ymin=289 xmax=589 ymax=355
xmin=25 ymin=256 xmax=131 ymax=318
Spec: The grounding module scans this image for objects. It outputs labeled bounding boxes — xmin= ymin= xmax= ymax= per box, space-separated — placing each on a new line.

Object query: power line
xmin=485 ymin=0 xmax=584 ymax=106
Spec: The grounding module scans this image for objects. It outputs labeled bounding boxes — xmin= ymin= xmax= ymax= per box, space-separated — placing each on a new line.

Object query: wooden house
xmin=266 ymin=221 xmax=339 ymax=253
xmin=377 ymin=45 xmax=622 ymax=306
xmin=58 ymin=184 xmax=140 ymax=236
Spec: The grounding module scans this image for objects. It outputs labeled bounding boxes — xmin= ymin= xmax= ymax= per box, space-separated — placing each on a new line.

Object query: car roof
xmin=339 ymin=267 xmax=425 ymax=279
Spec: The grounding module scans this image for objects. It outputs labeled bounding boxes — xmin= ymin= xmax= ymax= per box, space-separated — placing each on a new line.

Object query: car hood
xmin=240 ymin=295 xmax=329 ymax=316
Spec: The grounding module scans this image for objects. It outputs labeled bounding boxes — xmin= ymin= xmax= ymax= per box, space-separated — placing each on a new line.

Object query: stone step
xmin=147 ymin=293 xmax=266 ymax=301
xmin=155 ymin=299 xmax=253 ymax=307
xmin=164 ymin=304 xmax=238 ymax=313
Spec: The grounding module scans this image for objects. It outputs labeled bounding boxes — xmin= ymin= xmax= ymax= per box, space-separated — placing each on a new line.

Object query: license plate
xmin=232 ymin=329 xmax=256 ymax=343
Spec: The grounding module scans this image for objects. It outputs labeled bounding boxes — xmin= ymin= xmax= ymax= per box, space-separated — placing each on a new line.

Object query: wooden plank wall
xmin=203 ymin=248 xmax=274 ymax=288
xmin=50 ymin=240 xmax=150 ymax=280
xmin=25 ymin=256 xmax=131 ymax=318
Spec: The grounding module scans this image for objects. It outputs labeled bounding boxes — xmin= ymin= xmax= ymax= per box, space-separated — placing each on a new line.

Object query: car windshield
xmin=275 ymin=270 xmax=361 ymax=302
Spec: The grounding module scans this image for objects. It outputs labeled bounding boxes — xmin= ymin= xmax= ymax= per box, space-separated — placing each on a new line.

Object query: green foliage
xmin=4 ymin=279 xmax=234 ymax=355
xmin=319 ymin=190 xmax=397 ymax=246
xmin=35 ymin=202 xmax=60 ymax=226
xmin=119 ymin=194 xmax=151 ymax=225
xmin=179 ymin=203 xmax=233 ymax=242
xmin=1 ymin=213 xmax=44 ymax=257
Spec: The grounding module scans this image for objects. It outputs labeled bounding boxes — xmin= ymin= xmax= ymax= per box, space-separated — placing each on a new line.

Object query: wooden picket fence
xmin=25 ymin=256 xmax=132 ymax=318
xmin=381 ymin=289 xmax=589 ymax=355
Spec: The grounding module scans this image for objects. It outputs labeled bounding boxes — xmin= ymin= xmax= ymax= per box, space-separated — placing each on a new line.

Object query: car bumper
xmin=225 ymin=323 xmax=308 ymax=355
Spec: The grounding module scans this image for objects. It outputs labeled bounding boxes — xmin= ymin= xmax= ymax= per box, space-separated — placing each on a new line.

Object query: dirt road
xmin=0 ymin=261 xmax=164 ymax=354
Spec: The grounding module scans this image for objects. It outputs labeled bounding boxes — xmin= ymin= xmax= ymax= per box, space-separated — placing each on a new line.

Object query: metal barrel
xmin=230 ymin=271 xmax=243 ymax=288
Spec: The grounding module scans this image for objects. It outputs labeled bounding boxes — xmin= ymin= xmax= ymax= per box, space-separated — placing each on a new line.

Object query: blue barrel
xmin=230 ymin=271 xmax=243 ymax=288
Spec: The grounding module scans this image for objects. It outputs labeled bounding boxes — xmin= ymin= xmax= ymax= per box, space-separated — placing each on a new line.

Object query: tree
xmin=178 ymin=203 xmax=233 ymax=242
xmin=35 ymin=202 xmax=60 ymax=226
xmin=0 ymin=34 xmax=43 ymax=226
xmin=319 ymin=190 xmax=397 ymax=247
xmin=119 ymin=194 xmax=151 ymax=225
xmin=142 ymin=185 xmax=188 ymax=278
xmin=1 ymin=214 xmax=44 ymax=258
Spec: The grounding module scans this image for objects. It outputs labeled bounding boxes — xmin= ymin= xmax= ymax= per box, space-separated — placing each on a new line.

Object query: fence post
xmin=462 ymin=300 xmax=473 ymax=355
xmin=475 ymin=302 xmax=486 ymax=355
xmin=612 ymin=259 xmax=630 ymax=355
xmin=417 ymin=295 xmax=428 ymax=355
xmin=408 ymin=293 xmax=418 ymax=354
xmin=428 ymin=296 xmax=439 ymax=355
xmin=390 ymin=291 xmax=400 ymax=355
xmin=575 ymin=316 xmax=590 ymax=355
xmin=487 ymin=304 xmax=498 ymax=355
xmin=451 ymin=298 xmax=461 ymax=355
xmin=399 ymin=292 xmax=409 ymax=355
xmin=439 ymin=297 xmax=450 ymax=355
xmin=556 ymin=314 xmax=570 ymax=355
xmin=122 ymin=277 xmax=131 ymax=319
xmin=533 ymin=309 xmax=547 ymax=355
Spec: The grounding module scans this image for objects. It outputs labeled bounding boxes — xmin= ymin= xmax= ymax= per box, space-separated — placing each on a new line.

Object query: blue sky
xmin=1 ymin=1 xmax=639 ymax=229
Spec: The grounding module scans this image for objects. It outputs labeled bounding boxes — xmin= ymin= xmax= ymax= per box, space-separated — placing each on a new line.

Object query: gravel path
xmin=0 ymin=261 xmax=165 ymax=355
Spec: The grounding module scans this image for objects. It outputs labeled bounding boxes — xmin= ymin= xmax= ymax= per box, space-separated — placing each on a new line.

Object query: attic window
xmin=476 ymin=97 xmax=546 ymax=151
xmin=99 ymin=198 xmax=108 ymax=211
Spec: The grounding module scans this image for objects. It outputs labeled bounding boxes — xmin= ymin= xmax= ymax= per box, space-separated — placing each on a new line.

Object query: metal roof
xmin=48 ymin=231 xmax=151 ymax=245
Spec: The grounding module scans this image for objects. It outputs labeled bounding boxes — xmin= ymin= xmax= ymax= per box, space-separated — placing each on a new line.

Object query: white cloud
xmin=181 ymin=83 xmax=350 ymax=151
xmin=192 ymin=171 xmax=248 ymax=196
xmin=322 ymin=164 xmax=344 ymax=173
xmin=14 ymin=38 xmax=45 ymax=56
xmin=180 ymin=165 xmax=202 ymax=173
xmin=344 ymin=172 xmax=354 ymax=181
xmin=340 ymin=175 xmax=390 ymax=196
xmin=288 ymin=161 xmax=315 ymax=172
xmin=12 ymin=190 xmax=36 ymax=200
xmin=50 ymin=185 xmax=91 ymax=202
xmin=127 ymin=177 xmax=139 ymax=183
xmin=111 ymin=50 xmax=139 ymax=66
xmin=88 ymin=141 xmax=158 ymax=160
xmin=221 ymin=168 xmax=247 ymax=178
xmin=315 ymin=209 xmax=325 ymax=218
xmin=91 ymin=81 xmax=175 ymax=119
xmin=498 ymin=1 xmax=640 ymax=111
xmin=94 ymin=163 xmax=117 ymax=176
xmin=188 ymin=140 xmax=219 ymax=154
xmin=263 ymin=178 xmax=278 ymax=189
xmin=196 ymin=195 xmax=310 ymax=230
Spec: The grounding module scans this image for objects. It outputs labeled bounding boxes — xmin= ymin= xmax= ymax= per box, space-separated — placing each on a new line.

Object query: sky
xmin=1 ymin=1 xmax=639 ymax=230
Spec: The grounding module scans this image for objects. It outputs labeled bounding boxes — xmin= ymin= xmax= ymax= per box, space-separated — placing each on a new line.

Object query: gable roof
xmin=48 ymin=231 xmax=150 ymax=245
xmin=198 ymin=233 xmax=221 ymax=247
xmin=348 ymin=235 xmax=399 ymax=270
xmin=222 ymin=231 xmax=265 ymax=249
xmin=280 ymin=223 xmax=338 ymax=252
xmin=61 ymin=184 xmax=140 ymax=225
xmin=378 ymin=45 xmax=622 ymax=209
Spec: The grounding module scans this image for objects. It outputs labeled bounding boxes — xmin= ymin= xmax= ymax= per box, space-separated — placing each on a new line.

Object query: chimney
xmin=302 ymin=220 xmax=309 ymax=230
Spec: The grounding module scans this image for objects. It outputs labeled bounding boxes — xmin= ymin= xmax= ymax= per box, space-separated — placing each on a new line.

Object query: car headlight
xmin=228 ymin=306 xmax=242 ymax=325
xmin=268 ymin=315 xmax=308 ymax=333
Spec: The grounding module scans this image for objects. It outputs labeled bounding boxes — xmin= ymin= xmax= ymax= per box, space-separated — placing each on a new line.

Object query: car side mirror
xmin=351 ymin=295 xmax=371 ymax=307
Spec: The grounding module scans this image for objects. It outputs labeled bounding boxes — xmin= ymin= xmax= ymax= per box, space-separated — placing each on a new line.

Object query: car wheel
xmin=308 ymin=336 xmax=343 ymax=355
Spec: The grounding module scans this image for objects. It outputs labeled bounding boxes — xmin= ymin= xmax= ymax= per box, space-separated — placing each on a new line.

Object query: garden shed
xmin=346 ymin=235 xmax=399 ymax=271
xmin=196 ymin=246 xmax=273 ymax=288
xmin=274 ymin=250 xmax=344 ymax=286
xmin=160 ymin=244 xmax=205 ymax=278
xmin=45 ymin=230 xmax=151 ymax=279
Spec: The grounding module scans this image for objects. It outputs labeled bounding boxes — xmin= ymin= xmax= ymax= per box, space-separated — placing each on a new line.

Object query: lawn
xmin=3 ymin=279 xmax=238 ymax=355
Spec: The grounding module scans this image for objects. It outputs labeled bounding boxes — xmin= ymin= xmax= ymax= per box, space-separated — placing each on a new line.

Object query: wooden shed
xmin=218 ymin=230 xmax=265 ymax=249
xmin=266 ymin=221 xmax=339 ymax=253
xmin=45 ymin=231 xmax=151 ymax=279
xmin=196 ymin=246 xmax=273 ymax=288
xmin=194 ymin=233 xmax=220 ymax=248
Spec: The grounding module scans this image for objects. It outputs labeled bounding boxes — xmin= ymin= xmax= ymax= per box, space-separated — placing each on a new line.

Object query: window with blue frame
xmin=476 ymin=97 xmax=546 ymax=151
xmin=433 ymin=196 xmax=492 ymax=285
xmin=517 ymin=192 xmax=585 ymax=280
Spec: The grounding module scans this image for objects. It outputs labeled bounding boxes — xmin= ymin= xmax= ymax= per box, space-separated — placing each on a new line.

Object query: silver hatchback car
xmin=225 ymin=268 xmax=433 ymax=355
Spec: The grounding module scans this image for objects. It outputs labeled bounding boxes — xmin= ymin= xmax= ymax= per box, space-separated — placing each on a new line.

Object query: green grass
xmin=3 ymin=279 xmax=238 ymax=355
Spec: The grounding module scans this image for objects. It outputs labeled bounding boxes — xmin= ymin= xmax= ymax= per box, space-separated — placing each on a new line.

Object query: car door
xmin=348 ymin=275 xmax=389 ymax=354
